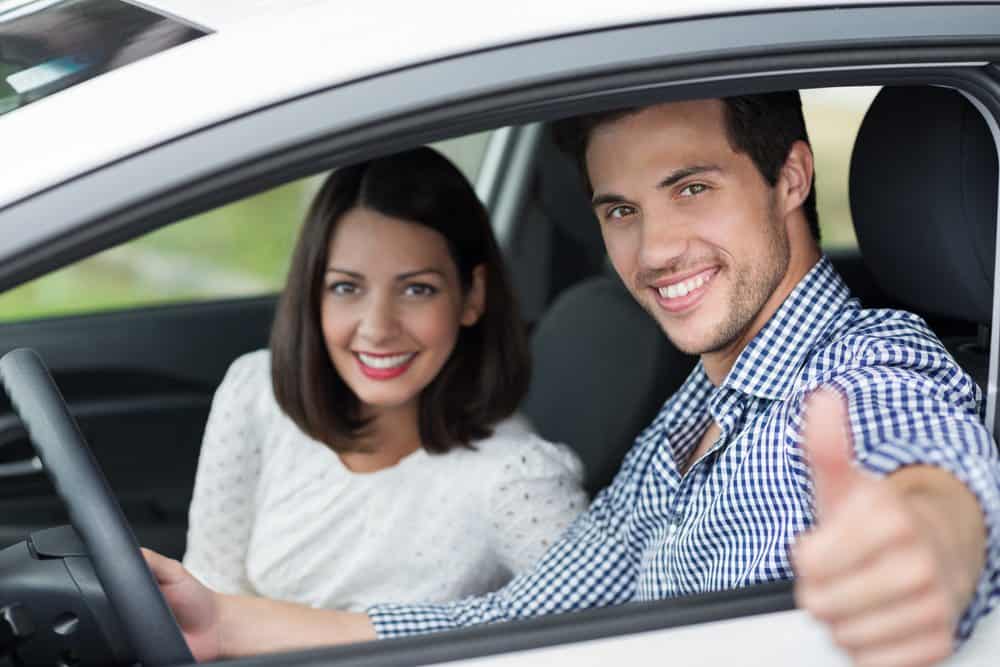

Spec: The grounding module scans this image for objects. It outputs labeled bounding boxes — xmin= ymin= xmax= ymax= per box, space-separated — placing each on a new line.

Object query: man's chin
xmin=662 ymin=329 xmax=718 ymax=356
xmin=659 ymin=319 xmax=737 ymax=357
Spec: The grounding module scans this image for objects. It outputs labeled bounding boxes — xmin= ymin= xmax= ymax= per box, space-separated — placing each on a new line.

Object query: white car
xmin=0 ymin=1 xmax=999 ymax=665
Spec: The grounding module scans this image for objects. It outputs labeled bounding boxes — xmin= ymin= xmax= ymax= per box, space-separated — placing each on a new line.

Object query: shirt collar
xmin=719 ymin=254 xmax=851 ymax=401
xmin=654 ymin=254 xmax=852 ymax=437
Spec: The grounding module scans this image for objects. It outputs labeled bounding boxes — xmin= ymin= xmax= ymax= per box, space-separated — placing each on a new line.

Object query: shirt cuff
xmin=861 ymin=439 xmax=1000 ymax=639
xmin=367 ymin=603 xmax=461 ymax=639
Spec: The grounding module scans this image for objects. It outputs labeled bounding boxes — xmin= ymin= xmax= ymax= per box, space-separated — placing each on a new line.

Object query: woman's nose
xmin=357 ymin=295 xmax=400 ymax=343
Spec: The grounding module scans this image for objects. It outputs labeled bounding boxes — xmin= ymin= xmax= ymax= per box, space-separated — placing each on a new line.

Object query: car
xmin=1 ymin=0 xmax=999 ymax=665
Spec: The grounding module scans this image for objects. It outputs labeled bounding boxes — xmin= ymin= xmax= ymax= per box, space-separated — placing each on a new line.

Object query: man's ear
xmin=777 ymin=140 xmax=814 ymax=217
xmin=461 ymin=264 xmax=487 ymax=326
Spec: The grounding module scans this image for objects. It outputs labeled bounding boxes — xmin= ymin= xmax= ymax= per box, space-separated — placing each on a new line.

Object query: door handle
xmin=0 ymin=456 xmax=42 ymax=478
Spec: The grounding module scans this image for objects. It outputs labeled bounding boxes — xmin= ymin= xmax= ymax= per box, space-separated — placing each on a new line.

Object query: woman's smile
xmin=354 ymin=351 xmax=418 ymax=380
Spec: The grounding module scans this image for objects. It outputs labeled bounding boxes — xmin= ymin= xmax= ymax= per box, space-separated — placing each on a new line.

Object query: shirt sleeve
xmin=484 ymin=436 xmax=588 ymax=574
xmin=790 ymin=334 xmax=1000 ymax=640
xmin=367 ymin=432 xmax=652 ymax=638
xmin=182 ymin=353 xmax=266 ymax=595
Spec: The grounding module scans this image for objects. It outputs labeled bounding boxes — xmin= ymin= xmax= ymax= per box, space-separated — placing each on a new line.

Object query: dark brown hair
xmin=552 ymin=91 xmax=821 ymax=242
xmin=270 ymin=147 xmax=529 ymax=453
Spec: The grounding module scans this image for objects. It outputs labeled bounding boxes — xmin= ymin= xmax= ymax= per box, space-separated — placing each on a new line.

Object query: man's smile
xmin=650 ymin=267 xmax=719 ymax=313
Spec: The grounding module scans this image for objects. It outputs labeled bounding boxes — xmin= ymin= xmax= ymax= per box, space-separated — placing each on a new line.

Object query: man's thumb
xmin=802 ymin=388 xmax=858 ymax=520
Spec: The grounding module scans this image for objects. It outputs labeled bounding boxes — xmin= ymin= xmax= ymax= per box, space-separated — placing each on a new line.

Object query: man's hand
xmin=793 ymin=390 xmax=986 ymax=667
xmin=142 ymin=548 xmax=222 ymax=662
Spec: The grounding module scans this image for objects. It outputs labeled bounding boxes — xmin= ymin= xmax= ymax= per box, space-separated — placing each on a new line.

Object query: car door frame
xmin=1 ymin=3 xmax=1000 ymax=665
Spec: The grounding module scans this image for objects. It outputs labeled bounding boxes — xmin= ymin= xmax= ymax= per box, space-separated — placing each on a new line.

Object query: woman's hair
xmin=270 ymin=146 xmax=529 ymax=454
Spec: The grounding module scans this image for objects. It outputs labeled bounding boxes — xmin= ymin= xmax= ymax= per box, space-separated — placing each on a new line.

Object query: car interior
xmin=526 ymin=84 xmax=997 ymax=499
xmin=0 ymin=82 xmax=997 ymax=666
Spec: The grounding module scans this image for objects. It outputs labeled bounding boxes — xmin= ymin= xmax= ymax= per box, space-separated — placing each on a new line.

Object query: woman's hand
xmin=142 ymin=548 xmax=222 ymax=662
xmin=144 ymin=548 xmax=377 ymax=658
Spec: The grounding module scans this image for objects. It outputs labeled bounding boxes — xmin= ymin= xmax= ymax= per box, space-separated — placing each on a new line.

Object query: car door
xmin=2 ymin=2 xmax=1000 ymax=665
xmin=0 ymin=295 xmax=275 ymax=557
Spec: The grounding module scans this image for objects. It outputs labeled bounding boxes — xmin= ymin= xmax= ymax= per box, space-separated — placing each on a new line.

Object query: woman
xmin=180 ymin=146 xmax=586 ymax=615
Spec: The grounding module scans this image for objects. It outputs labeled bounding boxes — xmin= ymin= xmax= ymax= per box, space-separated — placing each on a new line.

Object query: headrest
xmin=849 ymin=86 xmax=998 ymax=324
xmin=537 ymin=128 xmax=606 ymax=257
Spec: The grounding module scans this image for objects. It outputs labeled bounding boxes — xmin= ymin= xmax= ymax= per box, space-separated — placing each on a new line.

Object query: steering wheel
xmin=0 ymin=348 xmax=194 ymax=666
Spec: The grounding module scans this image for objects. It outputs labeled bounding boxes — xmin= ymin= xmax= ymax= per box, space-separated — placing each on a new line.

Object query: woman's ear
xmin=461 ymin=264 xmax=487 ymax=326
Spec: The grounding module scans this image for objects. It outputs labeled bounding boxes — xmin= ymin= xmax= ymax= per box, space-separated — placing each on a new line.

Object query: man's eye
xmin=404 ymin=283 xmax=437 ymax=297
xmin=329 ymin=282 xmax=358 ymax=296
xmin=679 ymin=183 xmax=709 ymax=197
xmin=606 ymin=205 xmax=636 ymax=220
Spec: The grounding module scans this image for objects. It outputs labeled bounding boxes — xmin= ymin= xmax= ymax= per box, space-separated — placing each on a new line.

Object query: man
xmin=147 ymin=92 xmax=1000 ymax=666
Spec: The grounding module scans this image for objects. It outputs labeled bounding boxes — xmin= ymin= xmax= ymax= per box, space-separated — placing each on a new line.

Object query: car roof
xmin=0 ymin=0 xmax=940 ymax=209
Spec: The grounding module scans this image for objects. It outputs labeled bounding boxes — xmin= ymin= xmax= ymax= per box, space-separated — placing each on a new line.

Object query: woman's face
xmin=320 ymin=206 xmax=485 ymax=416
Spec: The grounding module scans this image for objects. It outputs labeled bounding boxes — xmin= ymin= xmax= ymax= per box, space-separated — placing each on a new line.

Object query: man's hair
xmin=270 ymin=146 xmax=530 ymax=454
xmin=552 ymin=91 xmax=820 ymax=242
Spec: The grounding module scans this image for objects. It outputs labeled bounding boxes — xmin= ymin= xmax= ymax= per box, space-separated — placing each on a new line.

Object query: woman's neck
xmin=337 ymin=403 xmax=423 ymax=473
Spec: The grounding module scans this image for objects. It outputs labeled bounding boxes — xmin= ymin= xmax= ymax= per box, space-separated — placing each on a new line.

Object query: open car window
xmin=0 ymin=131 xmax=494 ymax=322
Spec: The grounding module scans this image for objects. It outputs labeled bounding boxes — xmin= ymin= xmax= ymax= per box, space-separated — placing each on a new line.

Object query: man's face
xmin=585 ymin=99 xmax=792 ymax=358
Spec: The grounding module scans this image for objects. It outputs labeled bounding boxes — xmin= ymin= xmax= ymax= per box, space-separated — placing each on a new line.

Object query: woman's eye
xmin=328 ymin=282 xmax=359 ymax=296
xmin=404 ymin=283 xmax=438 ymax=297
xmin=679 ymin=183 xmax=709 ymax=197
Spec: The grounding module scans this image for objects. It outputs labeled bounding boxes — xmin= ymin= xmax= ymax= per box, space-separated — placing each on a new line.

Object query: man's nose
xmin=357 ymin=295 xmax=400 ymax=343
xmin=638 ymin=209 xmax=689 ymax=270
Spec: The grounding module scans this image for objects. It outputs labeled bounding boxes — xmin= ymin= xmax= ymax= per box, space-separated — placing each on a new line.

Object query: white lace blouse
xmin=183 ymin=350 xmax=587 ymax=611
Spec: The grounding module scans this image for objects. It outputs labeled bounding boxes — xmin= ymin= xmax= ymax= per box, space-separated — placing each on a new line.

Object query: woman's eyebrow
xmin=396 ymin=268 xmax=445 ymax=280
xmin=325 ymin=267 xmax=363 ymax=278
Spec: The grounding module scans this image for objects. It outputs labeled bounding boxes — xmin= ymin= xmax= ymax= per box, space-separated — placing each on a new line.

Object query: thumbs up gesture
xmin=793 ymin=390 xmax=985 ymax=666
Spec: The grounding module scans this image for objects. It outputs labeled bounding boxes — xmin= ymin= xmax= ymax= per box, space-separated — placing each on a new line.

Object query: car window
xmin=0 ymin=132 xmax=496 ymax=322
xmin=0 ymin=0 xmax=207 ymax=117
xmin=801 ymin=86 xmax=881 ymax=250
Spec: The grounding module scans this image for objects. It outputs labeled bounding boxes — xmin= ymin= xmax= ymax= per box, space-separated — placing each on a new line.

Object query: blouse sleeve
xmin=485 ymin=434 xmax=588 ymax=574
xmin=182 ymin=352 xmax=267 ymax=594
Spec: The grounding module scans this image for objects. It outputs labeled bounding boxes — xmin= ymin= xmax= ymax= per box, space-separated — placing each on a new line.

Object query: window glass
xmin=0 ymin=132 xmax=496 ymax=322
xmin=0 ymin=0 xmax=206 ymax=117
xmin=801 ymin=86 xmax=881 ymax=250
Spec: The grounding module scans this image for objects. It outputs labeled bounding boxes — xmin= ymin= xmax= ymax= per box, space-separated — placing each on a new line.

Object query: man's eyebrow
xmin=591 ymin=191 xmax=627 ymax=209
xmin=591 ymin=165 xmax=722 ymax=208
xmin=657 ymin=164 xmax=721 ymax=189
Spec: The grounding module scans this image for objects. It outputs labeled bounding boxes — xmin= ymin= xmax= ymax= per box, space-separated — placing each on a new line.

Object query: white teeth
xmin=357 ymin=352 xmax=415 ymax=369
xmin=658 ymin=272 xmax=711 ymax=300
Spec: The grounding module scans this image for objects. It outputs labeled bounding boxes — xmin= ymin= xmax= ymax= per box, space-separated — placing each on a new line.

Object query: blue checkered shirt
xmin=369 ymin=256 xmax=1000 ymax=639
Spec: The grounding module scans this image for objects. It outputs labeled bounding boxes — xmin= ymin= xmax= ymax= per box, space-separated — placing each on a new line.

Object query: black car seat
xmin=850 ymin=86 xmax=998 ymax=391
xmin=521 ymin=128 xmax=696 ymax=497
xmin=523 ymin=276 xmax=696 ymax=497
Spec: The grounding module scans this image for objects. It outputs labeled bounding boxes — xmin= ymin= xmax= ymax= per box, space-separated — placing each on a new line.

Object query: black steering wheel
xmin=0 ymin=348 xmax=193 ymax=666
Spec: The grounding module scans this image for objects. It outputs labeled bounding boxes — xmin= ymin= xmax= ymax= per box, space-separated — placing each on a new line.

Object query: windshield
xmin=0 ymin=0 xmax=206 ymax=116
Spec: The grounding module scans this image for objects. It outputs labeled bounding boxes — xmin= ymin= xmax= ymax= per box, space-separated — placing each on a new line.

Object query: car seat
xmin=522 ymin=275 xmax=696 ymax=497
xmin=850 ymin=85 xmax=999 ymax=390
